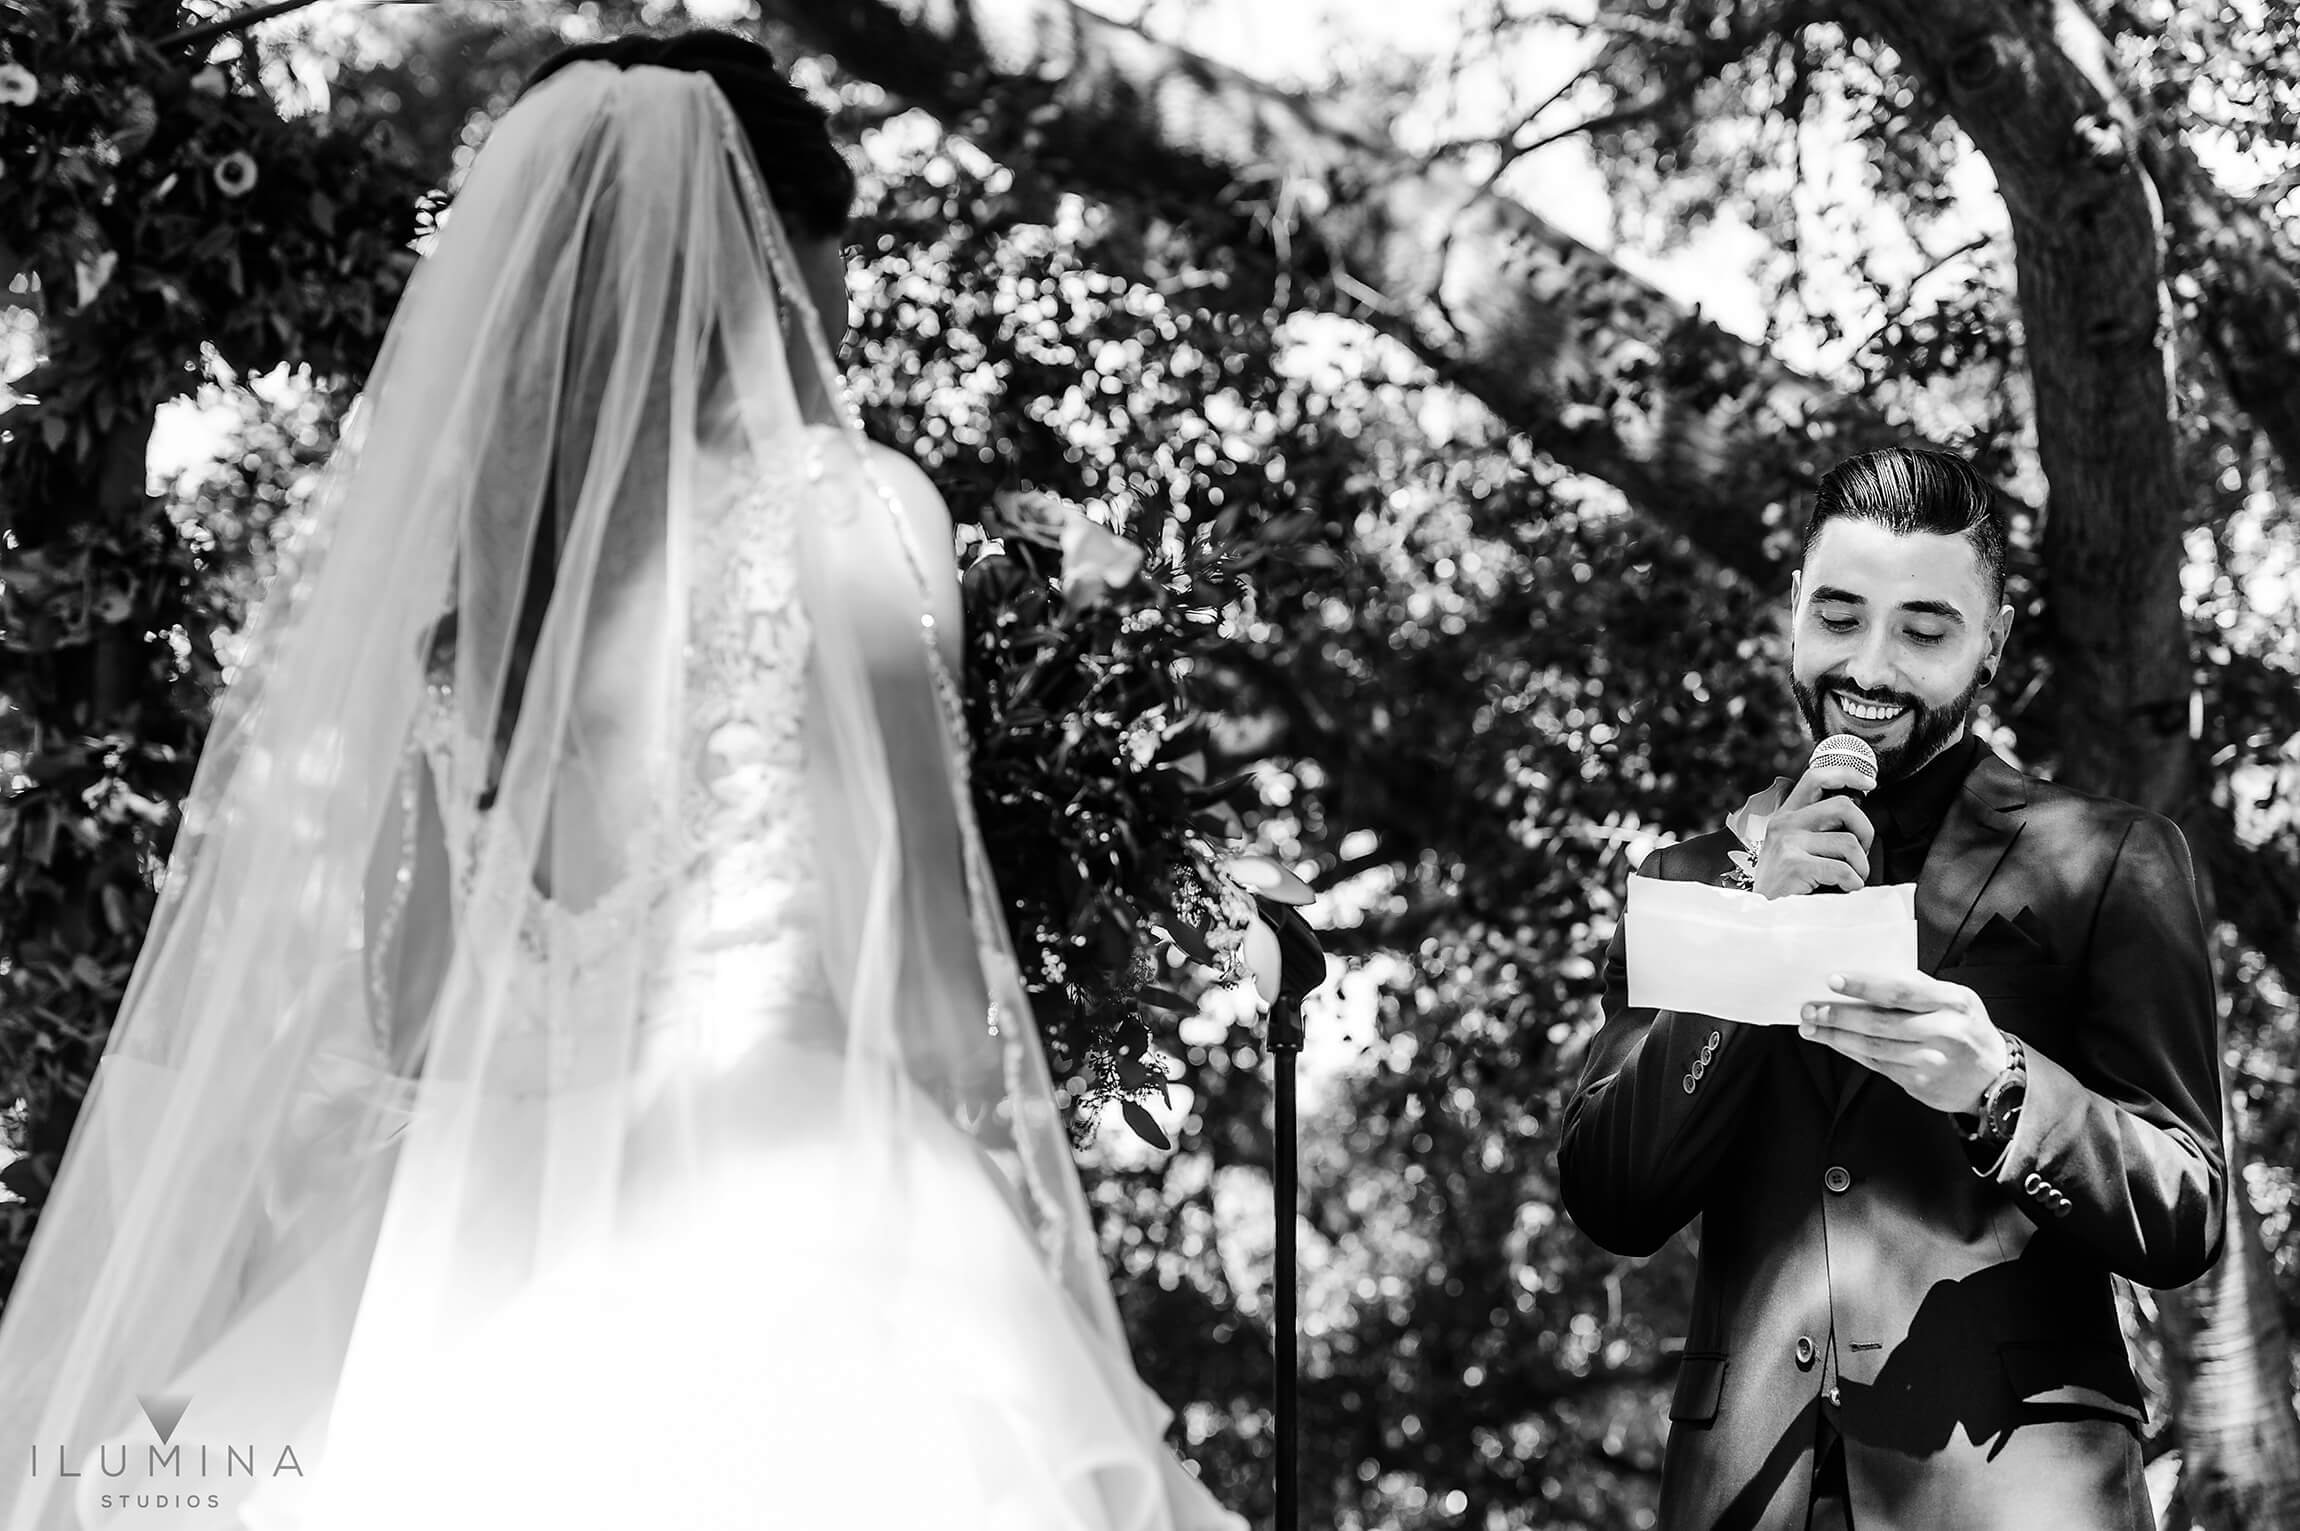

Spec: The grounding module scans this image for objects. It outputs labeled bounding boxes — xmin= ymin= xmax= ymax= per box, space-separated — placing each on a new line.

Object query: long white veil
xmin=0 ymin=61 xmax=1228 ymax=1531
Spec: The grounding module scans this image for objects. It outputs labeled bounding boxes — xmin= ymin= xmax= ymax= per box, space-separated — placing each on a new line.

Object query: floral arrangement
xmin=961 ymin=489 xmax=1330 ymax=1143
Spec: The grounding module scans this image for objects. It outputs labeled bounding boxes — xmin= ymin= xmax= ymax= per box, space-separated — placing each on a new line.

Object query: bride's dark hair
xmin=522 ymin=30 xmax=856 ymax=237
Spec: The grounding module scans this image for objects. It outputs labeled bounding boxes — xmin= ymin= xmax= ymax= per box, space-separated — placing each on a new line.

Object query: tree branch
xmin=1494 ymin=87 xmax=1678 ymax=174
xmin=157 ymin=0 xmax=337 ymax=50
xmin=761 ymin=0 xmax=1930 ymax=586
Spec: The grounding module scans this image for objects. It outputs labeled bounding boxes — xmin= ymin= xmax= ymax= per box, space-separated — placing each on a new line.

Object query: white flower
xmin=1059 ymin=511 xmax=1146 ymax=615
xmin=72 ymin=248 xmax=116 ymax=310
xmin=0 ymin=64 xmax=37 ymax=107
xmin=190 ymin=66 xmax=227 ymax=97
xmin=1240 ymin=915 xmax=1282 ymax=1007
xmin=1724 ymin=775 xmax=1792 ymax=853
xmin=986 ymin=489 xmax=1070 ymax=546
xmin=986 ymin=490 xmax=1148 ymax=618
xmin=213 ymin=151 xmax=257 ymax=197
xmin=1218 ymin=852 xmax=1314 ymax=907
xmin=1722 ymin=774 xmax=1791 ymax=891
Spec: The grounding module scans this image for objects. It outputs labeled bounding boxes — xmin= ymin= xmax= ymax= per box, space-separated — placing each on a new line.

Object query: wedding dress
xmin=0 ymin=60 xmax=1236 ymax=1531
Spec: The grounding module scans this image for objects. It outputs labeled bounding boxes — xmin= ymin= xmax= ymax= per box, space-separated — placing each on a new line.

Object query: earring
xmin=1981 ymin=662 xmax=1999 ymax=683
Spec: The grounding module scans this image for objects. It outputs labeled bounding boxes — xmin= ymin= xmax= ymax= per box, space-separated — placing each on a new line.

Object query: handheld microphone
xmin=1809 ymin=733 xmax=1878 ymax=802
xmin=1807 ymin=735 xmax=1878 ymax=894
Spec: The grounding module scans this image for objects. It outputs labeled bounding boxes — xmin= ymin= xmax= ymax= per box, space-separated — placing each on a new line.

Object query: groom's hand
xmin=1752 ymin=762 xmax=1876 ymax=898
xmin=1799 ymin=971 xmax=2011 ymax=1114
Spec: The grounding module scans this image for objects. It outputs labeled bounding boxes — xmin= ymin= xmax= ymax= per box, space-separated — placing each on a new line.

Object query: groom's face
xmin=1789 ymin=517 xmax=2012 ymax=781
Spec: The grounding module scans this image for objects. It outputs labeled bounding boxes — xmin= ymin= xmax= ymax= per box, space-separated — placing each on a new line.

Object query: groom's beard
xmin=1790 ymin=664 xmax=1985 ymax=782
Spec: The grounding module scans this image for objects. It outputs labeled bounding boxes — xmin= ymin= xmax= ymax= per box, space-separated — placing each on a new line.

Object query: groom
xmin=1557 ymin=447 xmax=2225 ymax=1530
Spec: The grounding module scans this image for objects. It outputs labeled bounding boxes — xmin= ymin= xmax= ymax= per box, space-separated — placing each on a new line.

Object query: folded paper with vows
xmin=1625 ymin=878 xmax=1920 ymax=1026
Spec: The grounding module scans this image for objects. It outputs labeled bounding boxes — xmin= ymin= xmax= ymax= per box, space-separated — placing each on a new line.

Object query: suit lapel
xmin=1914 ymin=750 xmax=2028 ymax=973
xmin=1828 ymin=748 xmax=2028 ymax=1130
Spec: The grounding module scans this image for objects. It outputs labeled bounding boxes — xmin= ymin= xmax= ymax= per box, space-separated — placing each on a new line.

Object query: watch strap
xmin=1977 ymin=1033 xmax=2027 ymax=1144
xmin=1959 ymin=1032 xmax=2027 ymax=1145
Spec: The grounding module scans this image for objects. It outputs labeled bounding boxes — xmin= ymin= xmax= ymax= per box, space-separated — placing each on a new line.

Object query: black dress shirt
xmin=1866 ymin=731 xmax=1985 ymax=888
xmin=1817 ymin=731 xmax=1986 ymax=1096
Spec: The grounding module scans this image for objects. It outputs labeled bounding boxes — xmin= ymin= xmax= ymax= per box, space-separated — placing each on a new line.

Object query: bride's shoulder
xmin=796 ymin=425 xmax=942 ymax=512
xmin=846 ymin=436 xmax=954 ymax=567
xmin=787 ymin=427 xmax=954 ymax=577
xmin=856 ymin=438 xmax=947 ymax=523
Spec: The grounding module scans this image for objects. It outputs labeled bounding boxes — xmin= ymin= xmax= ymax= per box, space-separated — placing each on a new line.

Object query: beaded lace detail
xmin=399 ymin=442 xmax=834 ymax=1067
xmin=649 ymin=439 xmax=835 ymax=1019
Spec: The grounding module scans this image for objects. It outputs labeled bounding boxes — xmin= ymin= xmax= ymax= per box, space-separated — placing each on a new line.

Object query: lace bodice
xmin=382 ymin=433 xmax=842 ymax=1085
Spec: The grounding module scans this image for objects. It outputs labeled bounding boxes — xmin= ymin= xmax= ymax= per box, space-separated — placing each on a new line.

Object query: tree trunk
xmin=1848 ymin=0 xmax=2190 ymax=804
xmin=2160 ymin=819 xmax=2300 ymax=1531
xmin=2157 ymin=1079 xmax=2300 ymax=1531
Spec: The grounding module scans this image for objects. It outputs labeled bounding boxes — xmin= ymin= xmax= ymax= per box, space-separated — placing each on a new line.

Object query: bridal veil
xmin=0 ymin=60 xmax=1226 ymax=1531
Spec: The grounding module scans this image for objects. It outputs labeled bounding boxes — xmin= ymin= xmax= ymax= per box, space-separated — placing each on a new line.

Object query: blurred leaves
xmin=0 ymin=0 xmax=429 ymax=1306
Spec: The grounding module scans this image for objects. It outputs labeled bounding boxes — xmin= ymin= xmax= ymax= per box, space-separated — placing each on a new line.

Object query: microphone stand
xmin=1260 ymin=901 xmax=1325 ymax=1531
xmin=1269 ymin=986 xmax=1303 ymax=1531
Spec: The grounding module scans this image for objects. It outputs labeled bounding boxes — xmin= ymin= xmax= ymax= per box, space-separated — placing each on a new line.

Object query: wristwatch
xmin=1961 ymin=1032 xmax=2028 ymax=1146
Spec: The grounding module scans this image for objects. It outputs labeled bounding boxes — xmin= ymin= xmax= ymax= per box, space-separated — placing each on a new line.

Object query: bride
xmin=0 ymin=31 xmax=1238 ymax=1531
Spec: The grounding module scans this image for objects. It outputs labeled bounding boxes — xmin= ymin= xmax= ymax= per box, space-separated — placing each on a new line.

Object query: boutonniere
xmin=1721 ymin=775 xmax=1792 ymax=892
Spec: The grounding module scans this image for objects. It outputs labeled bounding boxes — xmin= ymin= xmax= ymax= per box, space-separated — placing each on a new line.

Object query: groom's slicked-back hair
xmin=1802 ymin=446 xmax=2009 ymax=601
xmin=523 ymin=30 xmax=856 ymax=238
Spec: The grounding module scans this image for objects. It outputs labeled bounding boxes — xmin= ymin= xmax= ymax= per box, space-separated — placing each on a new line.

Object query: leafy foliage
xmin=838 ymin=134 xmax=1318 ymax=1094
xmin=0 ymin=1 xmax=428 ymax=1297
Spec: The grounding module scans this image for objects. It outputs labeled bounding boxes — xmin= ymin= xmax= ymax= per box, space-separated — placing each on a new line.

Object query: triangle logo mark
xmin=137 ymin=1395 xmax=192 ymax=1445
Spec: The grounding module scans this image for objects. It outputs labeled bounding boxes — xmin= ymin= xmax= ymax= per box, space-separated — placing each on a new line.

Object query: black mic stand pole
xmin=1269 ymin=985 xmax=1304 ymax=1531
xmin=1260 ymin=902 xmax=1325 ymax=1531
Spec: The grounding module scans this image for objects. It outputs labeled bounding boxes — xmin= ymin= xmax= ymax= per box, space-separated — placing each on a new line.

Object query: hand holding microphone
xmin=1753 ymin=735 xmax=1879 ymax=899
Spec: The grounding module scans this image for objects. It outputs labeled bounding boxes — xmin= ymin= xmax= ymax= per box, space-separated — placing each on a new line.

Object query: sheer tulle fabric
xmin=0 ymin=64 xmax=1233 ymax=1531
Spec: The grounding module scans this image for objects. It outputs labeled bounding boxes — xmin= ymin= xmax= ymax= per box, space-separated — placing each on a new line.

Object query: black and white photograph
xmin=1 ymin=2 xmax=2294 ymax=1528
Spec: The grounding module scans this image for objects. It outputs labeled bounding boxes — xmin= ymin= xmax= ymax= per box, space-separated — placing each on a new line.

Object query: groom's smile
xmin=1788 ymin=517 xmax=2010 ymax=781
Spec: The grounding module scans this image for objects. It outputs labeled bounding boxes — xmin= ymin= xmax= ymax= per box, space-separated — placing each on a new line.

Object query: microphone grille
xmin=1810 ymin=733 xmax=1879 ymax=790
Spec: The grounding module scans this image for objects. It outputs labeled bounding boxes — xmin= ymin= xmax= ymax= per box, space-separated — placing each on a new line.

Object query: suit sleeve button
xmin=1709 ymin=1029 xmax=1724 ymax=1048
xmin=1823 ymin=1165 xmax=1852 ymax=1195
xmin=1683 ymin=1073 xmax=1698 ymax=1094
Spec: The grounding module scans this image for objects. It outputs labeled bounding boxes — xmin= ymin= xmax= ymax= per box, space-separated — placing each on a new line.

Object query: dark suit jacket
xmin=1558 ymin=748 xmax=2225 ymax=1531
